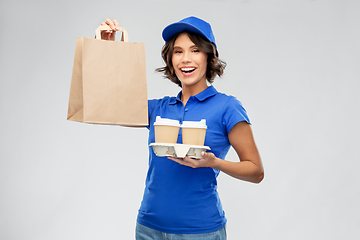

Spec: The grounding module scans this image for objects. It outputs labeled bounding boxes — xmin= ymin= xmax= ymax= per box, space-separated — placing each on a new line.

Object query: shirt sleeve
xmin=223 ymin=96 xmax=251 ymax=135
xmin=146 ymin=99 xmax=157 ymax=130
xmin=147 ymin=98 xmax=166 ymax=130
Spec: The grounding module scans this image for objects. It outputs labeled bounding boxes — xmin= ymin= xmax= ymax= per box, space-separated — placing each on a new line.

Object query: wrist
xmin=211 ymin=156 xmax=223 ymax=170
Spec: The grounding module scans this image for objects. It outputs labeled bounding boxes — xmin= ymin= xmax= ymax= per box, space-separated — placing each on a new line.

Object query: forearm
xmin=214 ymin=158 xmax=264 ymax=183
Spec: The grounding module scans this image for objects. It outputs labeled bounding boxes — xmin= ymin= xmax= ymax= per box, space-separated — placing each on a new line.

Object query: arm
xmin=168 ymin=121 xmax=264 ymax=183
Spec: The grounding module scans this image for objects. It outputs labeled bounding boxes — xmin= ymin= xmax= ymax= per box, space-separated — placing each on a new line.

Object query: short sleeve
xmin=222 ymin=96 xmax=251 ymax=135
xmin=147 ymin=99 xmax=158 ymax=130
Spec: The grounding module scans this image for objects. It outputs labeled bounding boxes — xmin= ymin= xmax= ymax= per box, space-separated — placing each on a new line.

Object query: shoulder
xmin=213 ymin=91 xmax=250 ymax=126
xmin=148 ymin=96 xmax=177 ymax=112
xmin=149 ymin=96 xmax=176 ymax=106
xmin=213 ymin=91 xmax=244 ymax=108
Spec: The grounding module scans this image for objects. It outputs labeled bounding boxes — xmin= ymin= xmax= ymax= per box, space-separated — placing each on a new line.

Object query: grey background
xmin=1 ymin=0 xmax=359 ymax=239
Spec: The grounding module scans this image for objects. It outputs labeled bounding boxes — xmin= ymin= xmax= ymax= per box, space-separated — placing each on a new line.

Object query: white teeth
xmin=181 ymin=67 xmax=195 ymax=72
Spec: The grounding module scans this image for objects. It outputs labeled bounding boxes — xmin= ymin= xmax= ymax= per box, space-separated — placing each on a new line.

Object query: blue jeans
xmin=135 ymin=222 xmax=227 ymax=240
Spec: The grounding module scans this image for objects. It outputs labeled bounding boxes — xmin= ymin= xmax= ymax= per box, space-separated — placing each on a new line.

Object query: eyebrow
xmin=173 ymin=45 xmax=197 ymax=49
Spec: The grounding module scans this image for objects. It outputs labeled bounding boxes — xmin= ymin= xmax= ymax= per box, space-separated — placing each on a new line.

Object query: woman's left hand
xmin=167 ymin=151 xmax=219 ymax=169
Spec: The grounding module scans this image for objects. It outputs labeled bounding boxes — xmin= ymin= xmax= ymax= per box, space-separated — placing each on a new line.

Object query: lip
xmin=179 ymin=66 xmax=197 ymax=77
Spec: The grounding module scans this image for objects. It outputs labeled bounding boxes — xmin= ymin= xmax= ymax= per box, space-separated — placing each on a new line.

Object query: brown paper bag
xmin=67 ymin=25 xmax=148 ymax=126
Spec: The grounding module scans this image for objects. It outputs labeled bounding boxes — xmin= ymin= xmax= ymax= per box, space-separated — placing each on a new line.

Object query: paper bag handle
xmin=95 ymin=25 xmax=129 ymax=42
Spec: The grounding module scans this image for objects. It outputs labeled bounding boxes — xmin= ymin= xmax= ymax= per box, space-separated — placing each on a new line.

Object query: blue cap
xmin=162 ymin=16 xmax=217 ymax=48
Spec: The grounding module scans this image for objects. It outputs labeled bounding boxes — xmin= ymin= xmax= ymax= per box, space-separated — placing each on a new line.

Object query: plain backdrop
xmin=1 ymin=0 xmax=359 ymax=239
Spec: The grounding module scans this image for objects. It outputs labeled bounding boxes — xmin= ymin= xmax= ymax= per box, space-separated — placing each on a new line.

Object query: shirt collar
xmin=169 ymin=85 xmax=218 ymax=105
xmin=194 ymin=85 xmax=218 ymax=101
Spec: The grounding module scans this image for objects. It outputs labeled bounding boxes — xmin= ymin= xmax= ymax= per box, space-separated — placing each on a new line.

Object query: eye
xmin=174 ymin=50 xmax=182 ymax=54
xmin=192 ymin=49 xmax=200 ymax=53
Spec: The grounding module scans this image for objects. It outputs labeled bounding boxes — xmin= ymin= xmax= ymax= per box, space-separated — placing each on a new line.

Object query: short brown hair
xmin=156 ymin=31 xmax=226 ymax=87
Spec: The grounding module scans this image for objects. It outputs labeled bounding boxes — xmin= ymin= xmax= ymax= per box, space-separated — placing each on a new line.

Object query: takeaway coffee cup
xmin=154 ymin=116 xmax=180 ymax=143
xmin=181 ymin=119 xmax=207 ymax=146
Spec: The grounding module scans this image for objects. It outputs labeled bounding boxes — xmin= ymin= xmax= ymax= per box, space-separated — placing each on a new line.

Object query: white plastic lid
xmin=181 ymin=119 xmax=207 ymax=129
xmin=154 ymin=116 xmax=180 ymax=127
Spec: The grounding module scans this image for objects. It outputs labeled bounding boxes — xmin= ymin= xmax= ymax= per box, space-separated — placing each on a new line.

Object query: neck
xmin=181 ymin=83 xmax=208 ymax=106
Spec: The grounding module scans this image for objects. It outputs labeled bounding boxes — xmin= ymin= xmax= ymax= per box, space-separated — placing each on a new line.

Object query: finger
xmin=101 ymin=30 xmax=110 ymax=40
xmin=168 ymin=157 xmax=182 ymax=165
xmin=100 ymin=30 xmax=106 ymax=39
xmin=104 ymin=18 xmax=111 ymax=25
xmin=101 ymin=22 xmax=110 ymax=29
xmin=167 ymin=156 xmax=183 ymax=162
xmin=100 ymin=22 xmax=112 ymax=34
xmin=105 ymin=18 xmax=116 ymax=30
xmin=103 ymin=19 xmax=111 ymax=30
xmin=201 ymin=151 xmax=212 ymax=159
xmin=183 ymin=156 xmax=193 ymax=162
xmin=182 ymin=157 xmax=200 ymax=168
xmin=183 ymin=156 xmax=198 ymax=165
xmin=167 ymin=157 xmax=193 ymax=167
xmin=113 ymin=19 xmax=120 ymax=30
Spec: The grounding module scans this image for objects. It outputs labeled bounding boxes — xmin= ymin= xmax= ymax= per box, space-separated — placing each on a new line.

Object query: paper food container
xmin=150 ymin=143 xmax=210 ymax=159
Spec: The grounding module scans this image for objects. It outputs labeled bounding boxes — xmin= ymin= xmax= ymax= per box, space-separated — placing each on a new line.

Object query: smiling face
xmin=171 ymin=33 xmax=208 ymax=90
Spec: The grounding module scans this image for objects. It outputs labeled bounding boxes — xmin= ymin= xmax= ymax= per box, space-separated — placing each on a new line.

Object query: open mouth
xmin=181 ymin=67 xmax=196 ymax=73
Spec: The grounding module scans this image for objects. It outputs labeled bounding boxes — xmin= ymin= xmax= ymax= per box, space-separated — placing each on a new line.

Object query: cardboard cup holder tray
xmin=150 ymin=143 xmax=210 ymax=159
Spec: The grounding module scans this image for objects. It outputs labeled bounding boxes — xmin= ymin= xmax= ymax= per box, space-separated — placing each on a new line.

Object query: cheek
xmin=170 ymin=57 xmax=177 ymax=75
xmin=199 ymin=54 xmax=208 ymax=67
xmin=171 ymin=61 xmax=180 ymax=76
xmin=203 ymin=55 xmax=208 ymax=65
xmin=171 ymin=54 xmax=179 ymax=66
xmin=200 ymin=58 xmax=208 ymax=71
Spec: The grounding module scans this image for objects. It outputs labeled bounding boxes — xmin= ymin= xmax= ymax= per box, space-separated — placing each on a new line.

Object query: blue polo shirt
xmin=137 ymin=86 xmax=250 ymax=234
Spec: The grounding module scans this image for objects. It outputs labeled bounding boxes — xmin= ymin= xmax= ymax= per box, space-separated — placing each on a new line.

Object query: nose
xmin=181 ymin=51 xmax=191 ymax=63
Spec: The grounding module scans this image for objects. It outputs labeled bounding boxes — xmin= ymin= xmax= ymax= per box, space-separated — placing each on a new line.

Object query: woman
xmin=100 ymin=16 xmax=264 ymax=240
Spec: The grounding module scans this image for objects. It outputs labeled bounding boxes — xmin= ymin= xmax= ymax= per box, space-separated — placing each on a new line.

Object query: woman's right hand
xmin=100 ymin=19 xmax=120 ymax=41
